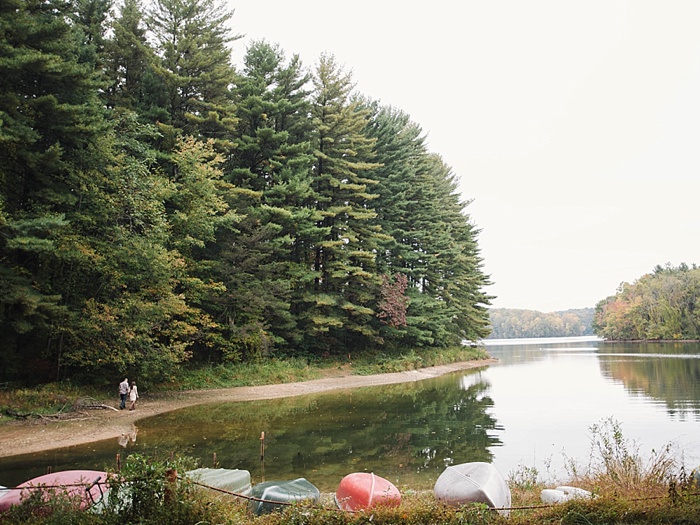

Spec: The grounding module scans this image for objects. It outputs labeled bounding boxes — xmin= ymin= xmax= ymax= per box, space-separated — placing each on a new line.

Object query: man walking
xmin=119 ymin=377 xmax=129 ymax=409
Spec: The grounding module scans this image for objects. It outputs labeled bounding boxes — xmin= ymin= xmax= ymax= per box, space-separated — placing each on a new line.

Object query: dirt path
xmin=0 ymin=359 xmax=496 ymax=459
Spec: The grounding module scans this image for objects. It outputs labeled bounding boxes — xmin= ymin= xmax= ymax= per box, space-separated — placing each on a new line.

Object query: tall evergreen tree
xmin=104 ymin=0 xmax=155 ymax=111
xmin=0 ymin=0 xmax=115 ymax=381
xmin=215 ymin=40 xmax=316 ymax=357
xmin=302 ymin=54 xmax=383 ymax=351
xmin=146 ymin=0 xmax=238 ymax=145
xmin=365 ymin=103 xmax=491 ymax=346
xmin=416 ymin=154 xmax=492 ymax=343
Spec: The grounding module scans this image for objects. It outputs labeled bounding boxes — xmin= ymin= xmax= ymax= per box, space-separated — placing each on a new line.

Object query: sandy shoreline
xmin=0 ymin=359 xmax=496 ymax=459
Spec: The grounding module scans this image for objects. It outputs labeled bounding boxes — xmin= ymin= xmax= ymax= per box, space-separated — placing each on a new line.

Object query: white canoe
xmin=434 ymin=462 xmax=511 ymax=516
xmin=541 ymin=486 xmax=593 ymax=504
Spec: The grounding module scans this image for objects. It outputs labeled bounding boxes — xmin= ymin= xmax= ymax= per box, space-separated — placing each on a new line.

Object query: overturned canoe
xmin=434 ymin=462 xmax=511 ymax=515
xmin=335 ymin=472 xmax=401 ymax=511
xmin=185 ymin=468 xmax=252 ymax=496
xmin=248 ymin=478 xmax=320 ymax=515
xmin=541 ymin=485 xmax=593 ymax=504
xmin=0 ymin=470 xmax=108 ymax=513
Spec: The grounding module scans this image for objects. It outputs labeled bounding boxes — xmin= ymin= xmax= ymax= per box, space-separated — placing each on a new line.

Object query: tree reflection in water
xmin=135 ymin=370 xmax=501 ymax=490
xmin=598 ymin=342 xmax=700 ymax=420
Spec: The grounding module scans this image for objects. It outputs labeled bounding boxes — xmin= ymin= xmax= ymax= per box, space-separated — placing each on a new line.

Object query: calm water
xmin=1 ymin=337 xmax=699 ymax=491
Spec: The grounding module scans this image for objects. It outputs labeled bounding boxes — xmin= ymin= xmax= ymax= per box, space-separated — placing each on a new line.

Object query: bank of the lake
xmin=0 ymin=359 xmax=497 ymax=459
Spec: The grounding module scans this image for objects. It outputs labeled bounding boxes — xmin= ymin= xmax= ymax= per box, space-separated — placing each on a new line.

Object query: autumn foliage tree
xmin=378 ymin=273 xmax=409 ymax=328
xmin=593 ymin=263 xmax=700 ymax=340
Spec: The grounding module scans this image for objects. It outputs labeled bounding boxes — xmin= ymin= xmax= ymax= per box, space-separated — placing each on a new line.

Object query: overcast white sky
xmin=227 ymin=1 xmax=700 ymax=312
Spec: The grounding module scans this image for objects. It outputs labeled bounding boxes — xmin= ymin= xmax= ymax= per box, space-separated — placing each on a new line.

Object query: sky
xmin=225 ymin=1 xmax=700 ymax=312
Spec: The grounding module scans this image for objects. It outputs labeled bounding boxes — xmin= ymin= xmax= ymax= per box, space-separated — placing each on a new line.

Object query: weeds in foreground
xmin=564 ymin=417 xmax=679 ymax=498
xmin=506 ymin=417 xmax=697 ymax=514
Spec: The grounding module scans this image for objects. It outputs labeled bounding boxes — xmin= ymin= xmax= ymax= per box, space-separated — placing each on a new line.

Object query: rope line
xmin=3 ymin=476 xmax=697 ymax=514
xmin=2 ymin=481 xmax=108 ymax=492
xmin=186 ymin=477 xmax=700 ymax=514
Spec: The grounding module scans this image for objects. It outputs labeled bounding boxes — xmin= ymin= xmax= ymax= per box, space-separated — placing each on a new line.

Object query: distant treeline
xmin=0 ymin=0 xmax=491 ymax=385
xmin=593 ymin=263 xmax=700 ymax=340
xmin=488 ymin=308 xmax=594 ymax=339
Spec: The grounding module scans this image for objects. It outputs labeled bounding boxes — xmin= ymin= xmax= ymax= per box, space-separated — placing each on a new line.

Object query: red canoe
xmin=334 ymin=472 xmax=401 ymax=511
xmin=0 ymin=470 xmax=108 ymax=512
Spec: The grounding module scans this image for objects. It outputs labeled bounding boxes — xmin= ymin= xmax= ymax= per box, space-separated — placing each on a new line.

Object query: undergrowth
xmin=0 ymin=383 xmax=104 ymax=423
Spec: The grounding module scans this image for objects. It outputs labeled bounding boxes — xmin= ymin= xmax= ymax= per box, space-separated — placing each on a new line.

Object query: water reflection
xmin=117 ymin=426 xmax=138 ymax=448
xmin=136 ymin=376 xmax=501 ymax=490
xmin=597 ymin=343 xmax=700 ymax=420
xmin=483 ymin=338 xmax=700 ymax=478
xmin=0 ymin=371 xmax=500 ymax=491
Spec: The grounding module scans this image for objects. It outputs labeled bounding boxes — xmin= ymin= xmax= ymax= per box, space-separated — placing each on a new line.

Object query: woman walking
xmin=129 ymin=381 xmax=139 ymax=410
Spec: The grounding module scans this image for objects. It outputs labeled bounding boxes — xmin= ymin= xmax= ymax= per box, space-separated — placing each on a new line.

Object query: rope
xmin=5 ymin=476 xmax=697 ymax=515
xmin=2 ymin=480 xmax=108 ymax=492
xmin=185 ymin=478 xmax=350 ymax=513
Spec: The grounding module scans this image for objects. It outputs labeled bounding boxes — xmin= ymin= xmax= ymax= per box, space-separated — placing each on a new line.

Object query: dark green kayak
xmin=248 ymin=478 xmax=320 ymax=515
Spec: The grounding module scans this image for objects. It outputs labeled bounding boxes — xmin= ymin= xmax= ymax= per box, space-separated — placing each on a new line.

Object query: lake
xmin=1 ymin=337 xmax=699 ymax=491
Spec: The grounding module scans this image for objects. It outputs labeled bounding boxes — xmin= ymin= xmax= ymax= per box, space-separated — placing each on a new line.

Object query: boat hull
xmin=248 ymin=478 xmax=320 ymax=515
xmin=434 ymin=462 xmax=511 ymax=515
xmin=541 ymin=486 xmax=593 ymax=504
xmin=0 ymin=470 xmax=108 ymax=512
xmin=335 ymin=472 xmax=401 ymax=511
xmin=186 ymin=468 xmax=252 ymax=496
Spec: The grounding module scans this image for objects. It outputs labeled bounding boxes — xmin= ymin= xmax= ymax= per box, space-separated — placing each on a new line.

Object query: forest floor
xmin=0 ymin=359 xmax=496 ymax=459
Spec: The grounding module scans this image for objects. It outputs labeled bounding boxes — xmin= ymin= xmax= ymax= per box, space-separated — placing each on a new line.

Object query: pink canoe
xmin=0 ymin=470 xmax=108 ymax=512
xmin=335 ymin=472 xmax=401 ymax=511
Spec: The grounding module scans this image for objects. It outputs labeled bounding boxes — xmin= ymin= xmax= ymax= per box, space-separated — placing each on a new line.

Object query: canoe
xmin=541 ymin=486 xmax=593 ymax=504
xmin=335 ymin=472 xmax=401 ymax=511
xmin=248 ymin=478 xmax=320 ymax=515
xmin=185 ymin=468 xmax=252 ymax=496
xmin=434 ymin=462 xmax=511 ymax=515
xmin=0 ymin=470 xmax=108 ymax=513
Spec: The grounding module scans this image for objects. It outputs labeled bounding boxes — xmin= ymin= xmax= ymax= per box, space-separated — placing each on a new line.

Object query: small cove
xmin=1 ymin=337 xmax=699 ymax=491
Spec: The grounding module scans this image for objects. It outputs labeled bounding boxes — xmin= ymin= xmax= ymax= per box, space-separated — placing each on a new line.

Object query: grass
xmin=0 ymin=383 xmax=106 ymax=421
xmin=167 ymin=345 xmax=490 ymax=390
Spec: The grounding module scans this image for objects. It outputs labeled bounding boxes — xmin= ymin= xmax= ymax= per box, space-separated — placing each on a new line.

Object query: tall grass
xmin=0 ymin=383 xmax=103 ymax=421
xmin=170 ymin=357 xmax=326 ymax=391
xmin=567 ymin=417 xmax=679 ymax=497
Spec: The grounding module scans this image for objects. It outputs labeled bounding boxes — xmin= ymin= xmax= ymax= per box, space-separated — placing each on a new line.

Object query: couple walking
xmin=119 ymin=378 xmax=139 ymax=410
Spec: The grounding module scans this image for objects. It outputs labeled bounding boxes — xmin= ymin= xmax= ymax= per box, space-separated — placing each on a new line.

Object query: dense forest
xmin=593 ymin=263 xmax=700 ymax=340
xmin=487 ymin=308 xmax=594 ymax=339
xmin=0 ymin=0 xmax=492 ymax=385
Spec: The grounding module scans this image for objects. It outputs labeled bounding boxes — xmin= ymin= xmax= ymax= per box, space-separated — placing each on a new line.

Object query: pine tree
xmin=104 ymin=0 xmax=155 ymax=111
xmin=302 ymin=54 xmax=383 ymax=351
xmin=146 ymin=0 xmax=238 ymax=143
xmin=365 ymin=103 xmax=492 ymax=346
xmin=215 ymin=41 xmax=316 ymax=357
xmin=423 ymin=154 xmax=492 ymax=342
xmin=0 ymin=0 xmax=115 ymax=381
